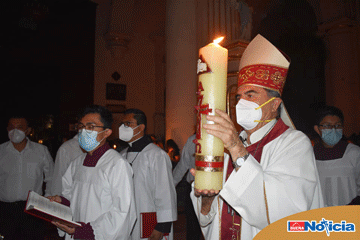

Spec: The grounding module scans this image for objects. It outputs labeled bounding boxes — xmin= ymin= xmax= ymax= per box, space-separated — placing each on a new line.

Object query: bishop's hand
xmin=204 ymin=109 xmax=249 ymax=165
xmin=190 ymin=168 xmax=219 ymax=215
xmin=203 ymin=109 xmax=241 ymax=150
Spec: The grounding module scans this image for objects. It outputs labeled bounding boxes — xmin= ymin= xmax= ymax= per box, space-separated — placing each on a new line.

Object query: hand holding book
xmin=148 ymin=229 xmax=164 ymax=240
xmin=52 ymin=220 xmax=76 ymax=235
xmin=47 ymin=195 xmax=62 ymax=204
xmin=24 ymin=191 xmax=81 ymax=228
xmin=47 ymin=195 xmax=76 ymax=235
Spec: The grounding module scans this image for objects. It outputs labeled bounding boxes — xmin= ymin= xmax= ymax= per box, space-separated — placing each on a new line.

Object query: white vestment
xmin=62 ymin=149 xmax=136 ymax=240
xmin=191 ymin=121 xmax=324 ymax=240
xmin=121 ymin=142 xmax=177 ymax=240
xmin=316 ymin=143 xmax=360 ymax=207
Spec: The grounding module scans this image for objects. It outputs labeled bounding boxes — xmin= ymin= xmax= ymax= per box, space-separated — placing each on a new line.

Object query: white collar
xmin=240 ymin=119 xmax=277 ymax=146
xmin=128 ymin=136 xmax=143 ymax=147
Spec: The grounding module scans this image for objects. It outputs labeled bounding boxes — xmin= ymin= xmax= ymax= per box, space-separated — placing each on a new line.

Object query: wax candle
xmin=194 ymin=37 xmax=228 ymax=190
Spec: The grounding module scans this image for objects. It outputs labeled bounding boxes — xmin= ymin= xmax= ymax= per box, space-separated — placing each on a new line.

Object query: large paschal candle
xmin=194 ymin=37 xmax=228 ymax=190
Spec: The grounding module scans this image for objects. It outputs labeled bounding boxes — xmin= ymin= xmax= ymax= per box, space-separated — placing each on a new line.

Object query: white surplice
xmin=121 ymin=143 xmax=177 ymax=240
xmin=62 ymin=149 xmax=136 ymax=240
xmin=316 ymin=143 xmax=360 ymax=207
xmin=191 ymin=120 xmax=324 ymax=240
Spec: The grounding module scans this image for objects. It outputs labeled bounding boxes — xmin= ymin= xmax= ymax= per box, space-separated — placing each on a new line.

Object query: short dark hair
xmin=265 ymin=89 xmax=281 ymax=118
xmin=166 ymin=139 xmax=180 ymax=155
xmin=124 ymin=108 xmax=147 ymax=130
xmin=8 ymin=115 xmax=30 ymax=127
xmin=78 ymin=105 xmax=113 ymax=129
xmin=315 ymin=106 xmax=344 ymax=126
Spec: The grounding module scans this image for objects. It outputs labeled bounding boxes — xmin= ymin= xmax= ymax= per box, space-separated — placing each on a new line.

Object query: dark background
xmin=255 ymin=0 xmax=326 ymax=135
xmin=0 ymin=0 xmax=96 ymax=153
xmin=0 ymin=0 xmax=328 ymax=151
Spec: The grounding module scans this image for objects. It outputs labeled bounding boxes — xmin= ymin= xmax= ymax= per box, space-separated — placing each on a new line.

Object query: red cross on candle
xmin=193 ymin=81 xmax=212 ymax=154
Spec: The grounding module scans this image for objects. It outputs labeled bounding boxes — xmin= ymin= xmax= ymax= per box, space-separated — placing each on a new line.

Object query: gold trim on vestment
xmin=263 ymin=181 xmax=271 ymax=225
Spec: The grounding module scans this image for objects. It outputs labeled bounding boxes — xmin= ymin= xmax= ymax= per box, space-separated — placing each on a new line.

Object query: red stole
xmin=220 ymin=119 xmax=289 ymax=239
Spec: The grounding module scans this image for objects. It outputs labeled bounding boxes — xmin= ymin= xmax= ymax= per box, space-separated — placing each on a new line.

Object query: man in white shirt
xmin=119 ymin=108 xmax=177 ymax=240
xmin=173 ymin=134 xmax=196 ymax=186
xmin=50 ymin=134 xmax=85 ymax=196
xmin=190 ymin=34 xmax=324 ymax=240
xmin=0 ymin=115 xmax=54 ymax=240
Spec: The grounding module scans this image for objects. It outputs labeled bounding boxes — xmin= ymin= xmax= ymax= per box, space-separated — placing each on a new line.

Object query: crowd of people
xmin=0 ymin=34 xmax=359 ymax=240
xmin=0 ymin=106 xmax=177 ymax=240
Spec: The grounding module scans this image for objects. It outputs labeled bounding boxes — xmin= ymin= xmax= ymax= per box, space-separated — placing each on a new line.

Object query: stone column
xmin=150 ymin=32 xmax=166 ymax=142
xmin=165 ymin=0 xmax=197 ymax=149
xmin=196 ymin=0 xmax=242 ymax=48
xmin=104 ymin=0 xmax=135 ymax=59
xmin=319 ymin=17 xmax=360 ymax=136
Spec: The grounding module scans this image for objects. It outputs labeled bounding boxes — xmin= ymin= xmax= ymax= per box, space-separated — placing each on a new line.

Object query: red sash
xmin=220 ymin=119 xmax=289 ymax=239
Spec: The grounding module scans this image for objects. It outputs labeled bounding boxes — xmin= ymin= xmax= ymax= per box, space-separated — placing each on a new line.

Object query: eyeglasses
xmin=77 ymin=123 xmax=106 ymax=133
xmin=319 ymin=124 xmax=343 ymax=129
xmin=122 ymin=121 xmax=137 ymax=128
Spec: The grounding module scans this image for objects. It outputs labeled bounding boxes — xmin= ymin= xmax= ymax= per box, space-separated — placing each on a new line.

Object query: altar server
xmin=49 ymin=105 xmax=136 ymax=240
xmin=119 ymin=109 xmax=177 ymax=240
xmin=314 ymin=106 xmax=360 ymax=206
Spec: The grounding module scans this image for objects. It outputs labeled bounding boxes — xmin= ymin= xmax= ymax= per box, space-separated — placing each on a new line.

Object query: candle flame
xmin=213 ymin=37 xmax=224 ymax=45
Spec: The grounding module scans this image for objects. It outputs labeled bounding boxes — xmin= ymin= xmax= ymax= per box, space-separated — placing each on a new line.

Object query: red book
xmin=24 ymin=191 xmax=82 ymax=228
xmin=140 ymin=212 xmax=169 ymax=238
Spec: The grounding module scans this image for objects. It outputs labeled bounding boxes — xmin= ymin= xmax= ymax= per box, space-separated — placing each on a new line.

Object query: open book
xmin=24 ymin=191 xmax=82 ymax=228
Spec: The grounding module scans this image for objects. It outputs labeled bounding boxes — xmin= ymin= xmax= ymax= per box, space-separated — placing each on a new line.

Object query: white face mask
xmin=119 ymin=124 xmax=140 ymax=142
xmin=8 ymin=129 xmax=26 ymax=143
xmin=236 ymin=97 xmax=276 ymax=130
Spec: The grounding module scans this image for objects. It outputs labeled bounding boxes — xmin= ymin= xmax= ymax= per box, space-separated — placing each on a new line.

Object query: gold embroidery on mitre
xmin=246 ymin=68 xmax=255 ymax=77
xmin=255 ymin=69 xmax=270 ymax=80
xmin=271 ymin=71 xmax=285 ymax=86
xmin=239 ymin=68 xmax=254 ymax=83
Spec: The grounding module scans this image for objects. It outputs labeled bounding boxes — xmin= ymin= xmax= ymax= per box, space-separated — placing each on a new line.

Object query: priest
xmin=119 ymin=108 xmax=177 ymax=240
xmin=190 ymin=34 xmax=324 ymax=240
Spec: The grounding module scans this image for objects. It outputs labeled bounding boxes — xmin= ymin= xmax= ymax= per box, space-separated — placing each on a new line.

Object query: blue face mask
xmin=321 ymin=128 xmax=343 ymax=146
xmin=78 ymin=129 xmax=105 ymax=152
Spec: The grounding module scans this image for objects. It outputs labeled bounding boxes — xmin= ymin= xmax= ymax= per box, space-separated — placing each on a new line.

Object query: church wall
xmin=314 ymin=0 xmax=360 ymax=136
xmin=93 ymin=0 xmax=161 ymax=140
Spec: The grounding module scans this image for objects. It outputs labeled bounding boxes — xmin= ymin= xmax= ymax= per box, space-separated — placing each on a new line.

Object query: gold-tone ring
xmin=195 ymin=166 xmax=223 ymax=172
xmin=195 ymin=155 xmax=224 ymax=162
